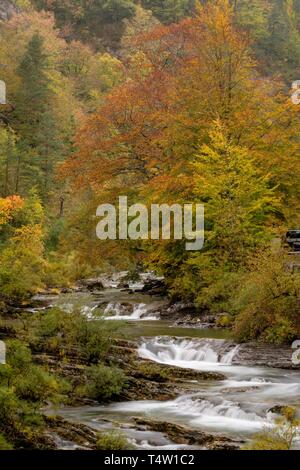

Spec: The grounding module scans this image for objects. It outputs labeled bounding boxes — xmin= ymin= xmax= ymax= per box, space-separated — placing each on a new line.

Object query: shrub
xmin=96 ymin=431 xmax=133 ymax=450
xmin=0 ymin=388 xmax=20 ymax=428
xmin=0 ymin=433 xmax=13 ymax=450
xmin=0 ymin=225 xmax=46 ymax=300
xmin=233 ymin=249 xmax=300 ymax=344
xmin=84 ymin=364 xmax=126 ymax=401
xmin=1 ymin=339 xmax=64 ymax=405
xmin=245 ymin=407 xmax=300 ymax=450
xmin=29 ymin=307 xmax=120 ymax=362
xmin=136 ymin=362 xmax=169 ymax=382
xmin=14 ymin=366 xmax=59 ymax=404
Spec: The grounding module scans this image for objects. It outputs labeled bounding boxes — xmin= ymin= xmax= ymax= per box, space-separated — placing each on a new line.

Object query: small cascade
xmin=138 ymin=337 xmax=242 ymax=372
xmin=222 ymin=345 xmax=240 ymax=365
xmin=109 ymin=394 xmax=273 ymax=434
xmin=81 ymin=304 xmax=98 ymax=320
xmin=104 ymin=302 xmax=159 ymax=321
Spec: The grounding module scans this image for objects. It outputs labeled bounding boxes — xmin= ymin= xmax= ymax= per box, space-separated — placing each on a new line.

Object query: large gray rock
xmin=233 ymin=342 xmax=300 ymax=370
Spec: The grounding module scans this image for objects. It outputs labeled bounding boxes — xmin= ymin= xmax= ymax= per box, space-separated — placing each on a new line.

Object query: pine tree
xmin=13 ymin=33 xmax=60 ymax=199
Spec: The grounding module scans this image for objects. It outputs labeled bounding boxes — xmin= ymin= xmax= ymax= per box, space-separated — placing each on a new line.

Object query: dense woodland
xmin=1 ymin=0 xmax=300 ymax=452
xmin=1 ymin=0 xmax=300 ymax=341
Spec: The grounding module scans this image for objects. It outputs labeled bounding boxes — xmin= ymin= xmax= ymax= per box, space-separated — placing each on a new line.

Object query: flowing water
xmin=48 ymin=284 xmax=300 ymax=450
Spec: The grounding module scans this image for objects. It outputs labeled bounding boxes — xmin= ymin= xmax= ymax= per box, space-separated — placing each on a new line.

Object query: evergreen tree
xmin=261 ymin=0 xmax=300 ymax=80
xmin=13 ymin=33 xmax=61 ymax=199
xmin=141 ymin=0 xmax=193 ymax=23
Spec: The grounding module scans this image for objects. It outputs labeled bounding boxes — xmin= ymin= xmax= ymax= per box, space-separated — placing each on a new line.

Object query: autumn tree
xmin=141 ymin=0 xmax=193 ymax=23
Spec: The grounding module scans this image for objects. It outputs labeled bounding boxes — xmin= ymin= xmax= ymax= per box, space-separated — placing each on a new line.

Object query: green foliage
xmin=96 ymin=430 xmax=133 ymax=450
xmin=13 ymin=33 xmax=63 ymax=199
xmin=0 ymin=433 xmax=13 ymax=450
xmin=14 ymin=366 xmax=59 ymax=404
xmin=233 ymin=249 xmax=300 ymax=343
xmin=136 ymin=362 xmax=169 ymax=382
xmin=141 ymin=0 xmax=193 ymax=23
xmin=245 ymin=407 xmax=300 ymax=450
xmin=261 ymin=0 xmax=300 ymax=81
xmin=0 ymin=340 xmax=62 ymax=404
xmin=84 ymin=364 xmax=126 ymax=401
xmin=29 ymin=307 xmax=120 ymax=362
xmin=0 ymin=128 xmax=19 ymax=198
xmin=0 ymin=387 xmax=20 ymax=427
xmin=33 ymin=0 xmax=136 ymax=47
xmin=193 ymin=122 xmax=281 ymax=266
xmin=0 ymin=224 xmax=46 ymax=300
xmin=233 ymin=0 xmax=270 ymax=40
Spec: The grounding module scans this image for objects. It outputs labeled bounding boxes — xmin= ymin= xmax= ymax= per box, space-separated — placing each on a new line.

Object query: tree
xmin=245 ymin=407 xmax=300 ymax=450
xmin=60 ymin=0 xmax=300 ymax=314
xmin=141 ymin=0 xmax=193 ymax=23
xmin=121 ymin=5 xmax=161 ymax=57
xmin=13 ymin=33 xmax=61 ymax=199
xmin=192 ymin=122 xmax=281 ymax=266
xmin=32 ymin=0 xmax=136 ymax=48
xmin=261 ymin=0 xmax=300 ymax=80
xmin=0 ymin=128 xmax=18 ymax=198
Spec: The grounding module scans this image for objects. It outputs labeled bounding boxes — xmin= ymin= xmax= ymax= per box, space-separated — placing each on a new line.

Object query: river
xmin=46 ymin=283 xmax=300 ymax=450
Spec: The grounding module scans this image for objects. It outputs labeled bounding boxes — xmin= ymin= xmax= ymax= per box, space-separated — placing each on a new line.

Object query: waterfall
xmin=104 ymin=302 xmax=159 ymax=321
xmin=108 ymin=394 xmax=274 ymax=434
xmin=222 ymin=345 xmax=241 ymax=365
xmin=139 ymin=337 xmax=239 ymax=365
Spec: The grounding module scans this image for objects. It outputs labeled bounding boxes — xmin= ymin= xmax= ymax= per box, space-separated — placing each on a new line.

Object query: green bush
xmin=84 ymin=364 xmax=126 ymax=401
xmin=0 ymin=433 xmax=13 ymax=450
xmin=245 ymin=407 xmax=300 ymax=450
xmin=0 ymin=225 xmax=46 ymax=301
xmin=136 ymin=362 xmax=169 ymax=382
xmin=0 ymin=339 xmax=65 ymax=405
xmin=29 ymin=307 xmax=120 ymax=362
xmin=233 ymin=249 xmax=300 ymax=344
xmin=0 ymin=388 xmax=20 ymax=428
xmin=14 ymin=366 xmax=59 ymax=404
xmin=96 ymin=431 xmax=133 ymax=450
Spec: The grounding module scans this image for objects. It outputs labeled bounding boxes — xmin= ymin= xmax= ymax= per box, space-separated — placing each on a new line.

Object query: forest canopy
xmin=1 ymin=0 xmax=300 ymax=344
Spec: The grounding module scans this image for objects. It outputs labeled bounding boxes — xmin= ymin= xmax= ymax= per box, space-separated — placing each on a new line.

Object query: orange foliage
xmin=0 ymin=195 xmax=24 ymax=226
xmin=60 ymin=0 xmax=300 ymax=214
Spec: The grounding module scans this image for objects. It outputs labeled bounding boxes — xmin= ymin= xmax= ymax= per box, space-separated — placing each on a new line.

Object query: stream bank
xmin=1 ymin=273 xmax=299 ymax=450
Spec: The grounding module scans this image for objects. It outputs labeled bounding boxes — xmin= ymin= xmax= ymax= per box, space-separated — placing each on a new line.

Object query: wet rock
xmin=120 ymin=377 xmax=180 ymax=401
xmin=233 ymin=342 xmax=300 ymax=370
xmin=130 ymin=360 xmax=226 ymax=382
xmin=133 ymin=418 xmax=243 ymax=450
xmin=164 ymin=302 xmax=196 ymax=318
xmin=141 ymin=278 xmax=166 ymax=296
xmin=267 ymin=405 xmax=294 ymax=415
xmin=45 ymin=415 xmax=98 ymax=449
xmin=77 ymin=278 xmax=104 ymax=292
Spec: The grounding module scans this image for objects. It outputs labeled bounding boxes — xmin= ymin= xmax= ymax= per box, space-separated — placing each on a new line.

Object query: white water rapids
xmin=138 ymin=337 xmax=241 ymax=371
xmin=51 ymin=286 xmax=300 ymax=449
xmin=96 ymin=336 xmax=300 ymax=442
xmin=104 ymin=302 xmax=159 ymax=321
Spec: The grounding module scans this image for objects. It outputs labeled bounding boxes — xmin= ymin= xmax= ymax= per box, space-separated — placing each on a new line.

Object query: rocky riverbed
xmin=1 ymin=272 xmax=299 ymax=450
